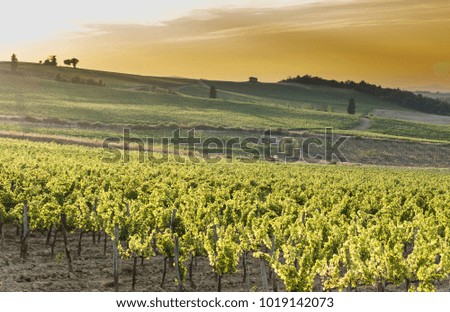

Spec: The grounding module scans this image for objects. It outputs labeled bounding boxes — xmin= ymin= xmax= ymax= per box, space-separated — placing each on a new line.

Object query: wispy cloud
xmin=17 ymin=0 xmax=450 ymax=91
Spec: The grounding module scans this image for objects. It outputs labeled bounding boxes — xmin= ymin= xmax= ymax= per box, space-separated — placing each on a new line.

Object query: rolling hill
xmin=0 ymin=62 xmax=449 ymax=143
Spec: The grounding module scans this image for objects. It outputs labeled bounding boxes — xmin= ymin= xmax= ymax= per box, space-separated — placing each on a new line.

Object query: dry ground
xmin=1 ymin=225 xmax=449 ymax=292
xmin=0 ymin=225 xmax=283 ymax=292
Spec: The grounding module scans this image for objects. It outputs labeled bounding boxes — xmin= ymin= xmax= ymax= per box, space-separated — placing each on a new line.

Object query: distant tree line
xmin=41 ymin=56 xmax=80 ymax=68
xmin=281 ymin=75 xmax=450 ymax=115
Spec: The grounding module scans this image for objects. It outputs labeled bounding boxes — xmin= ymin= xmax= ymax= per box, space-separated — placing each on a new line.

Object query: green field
xmin=364 ymin=118 xmax=450 ymax=142
xmin=0 ymin=63 xmax=358 ymax=130
xmin=189 ymin=80 xmax=407 ymax=115
xmin=0 ymin=62 xmax=449 ymax=143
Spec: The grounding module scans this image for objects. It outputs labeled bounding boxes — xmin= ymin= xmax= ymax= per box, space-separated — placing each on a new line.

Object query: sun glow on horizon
xmin=2 ymin=0 xmax=450 ymax=92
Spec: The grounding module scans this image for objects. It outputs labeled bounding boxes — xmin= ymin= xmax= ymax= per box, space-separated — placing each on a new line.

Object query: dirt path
xmin=353 ymin=116 xmax=372 ymax=131
xmin=0 ymin=131 xmax=103 ymax=147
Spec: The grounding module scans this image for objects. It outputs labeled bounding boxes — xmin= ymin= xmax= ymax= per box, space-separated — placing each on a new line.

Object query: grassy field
xmin=0 ymin=63 xmax=359 ymax=130
xmin=363 ymin=118 xmax=450 ymax=142
xmin=371 ymin=109 xmax=450 ymax=126
xmin=195 ymin=80 xmax=408 ymax=114
xmin=0 ymin=62 xmax=449 ymax=143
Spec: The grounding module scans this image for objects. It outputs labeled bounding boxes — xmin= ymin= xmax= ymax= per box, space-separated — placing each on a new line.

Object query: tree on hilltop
xmin=64 ymin=58 xmax=79 ymax=68
xmin=11 ymin=53 xmax=18 ymax=71
xmin=43 ymin=55 xmax=57 ymax=66
xmin=70 ymin=58 xmax=79 ymax=68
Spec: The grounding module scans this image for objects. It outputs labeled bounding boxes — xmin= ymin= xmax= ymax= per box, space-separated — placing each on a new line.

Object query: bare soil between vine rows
xmin=0 ymin=225 xmax=448 ymax=292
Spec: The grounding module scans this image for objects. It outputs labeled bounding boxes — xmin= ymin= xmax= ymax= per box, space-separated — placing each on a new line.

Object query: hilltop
xmin=282 ymin=75 xmax=450 ymax=115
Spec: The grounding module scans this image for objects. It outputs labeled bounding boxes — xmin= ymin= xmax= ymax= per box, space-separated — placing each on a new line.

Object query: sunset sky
xmin=1 ymin=0 xmax=450 ymax=91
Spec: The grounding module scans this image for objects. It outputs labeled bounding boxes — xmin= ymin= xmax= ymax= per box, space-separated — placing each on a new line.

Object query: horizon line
xmin=1 ymin=60 xmax=449 ymax=94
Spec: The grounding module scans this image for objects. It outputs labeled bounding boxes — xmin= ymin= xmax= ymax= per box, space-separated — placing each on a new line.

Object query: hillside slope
xmin=0 ymin=62 xmax=449 ymax=142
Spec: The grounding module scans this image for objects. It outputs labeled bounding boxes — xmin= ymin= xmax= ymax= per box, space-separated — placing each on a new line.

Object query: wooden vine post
xmin=113 ymin=223 xmax=120 ymax=292
xmin=270 ymin=234 xmax=278 ymax=292
xmin=174 ymin=236 xmax=183 ymax=291
xmin=212 ymin=224 xmax=222 ymax=292
xmin=20 ymin=200 xmax=29 ymax=260
xmin=0 ymin=221 xmax=5 ymax=250
xmin=61 ymin=213 xmax=73 ymax=273
xmin=171 ymin=209 xmax=184 ymax=291
xmin=127 ymin=203 xmax=138 ymax=291
xmin=260 ymin=248 xmax=269 ymax=292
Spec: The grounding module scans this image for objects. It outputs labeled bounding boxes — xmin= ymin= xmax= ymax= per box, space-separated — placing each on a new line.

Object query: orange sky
xmin=3 ymin=0 xmax=450 ymax=91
